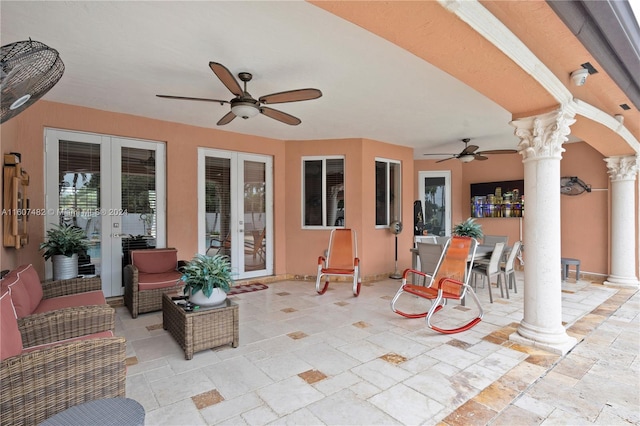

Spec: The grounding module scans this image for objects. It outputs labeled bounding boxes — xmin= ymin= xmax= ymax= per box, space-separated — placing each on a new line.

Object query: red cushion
xmin=1 ymin=271 xmax=32 ymax=318
xmin=32 ymin=290 xmax=106 ymax=315
xmin=23 ymin=330 xmax=114 ymax=353
xmin=138 ymin=271 xmax=182 ymax=291
xmin=14 ymin=264 xmax=43 ymax=313
xmin=131 ymin=249 xmax=177 ymax=274
xmin=1 ymin=291 xmax=24 ymax=361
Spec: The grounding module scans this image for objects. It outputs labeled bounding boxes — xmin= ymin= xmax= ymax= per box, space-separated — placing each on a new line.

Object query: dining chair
xmin=501 ymin=240 xmax=522 ymax=293
xmin=471 ymin=242 xmax=506 ymax=303
xmin=415 ymin=242 xmax=445 ymax=286
xmin=483 ymin=235 xmax=508 ymax=246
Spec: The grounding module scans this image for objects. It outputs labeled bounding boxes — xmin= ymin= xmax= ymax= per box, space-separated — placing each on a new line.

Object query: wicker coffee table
xmin=162 ymin=294 xmax=239 ymax=360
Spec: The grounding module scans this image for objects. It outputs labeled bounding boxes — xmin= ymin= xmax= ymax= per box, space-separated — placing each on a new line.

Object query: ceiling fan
xmin=424 ymin=138 xmax=518 ymax=163
xmin=156 ymin=62 xmax=322 ymax=126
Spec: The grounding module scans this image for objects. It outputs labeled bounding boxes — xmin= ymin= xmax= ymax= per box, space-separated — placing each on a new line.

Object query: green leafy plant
xmin=452 ymin=217 xmax=484 ymax=240
xmin=180 ymin=253 xmax=234 ymax=297
xmin=39 ymin=224 xmax=89 ymax=259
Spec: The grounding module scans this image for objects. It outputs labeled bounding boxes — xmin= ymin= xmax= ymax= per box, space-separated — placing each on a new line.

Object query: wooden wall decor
xmin=3 ymin=153 xmax=30 ymax=248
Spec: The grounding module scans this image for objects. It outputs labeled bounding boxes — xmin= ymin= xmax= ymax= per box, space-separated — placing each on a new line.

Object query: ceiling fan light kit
xmin=157 ymin=61 xmax=322 ymax=126
xmin=231 ymin=99 xmax=259 ymax=119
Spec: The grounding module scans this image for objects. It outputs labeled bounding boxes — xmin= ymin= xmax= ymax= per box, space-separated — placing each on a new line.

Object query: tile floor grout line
xmin=482 ymin=286 xmax=637 ymax=425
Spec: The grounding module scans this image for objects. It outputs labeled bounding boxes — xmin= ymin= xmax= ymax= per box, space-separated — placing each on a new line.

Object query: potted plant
xmin=39 ymin=224 xmax=89 ymax=280
xmin=180 ymin=253 xmax=234 ymax=306
xmin=452 ymin=217 xmax=483 ymax=240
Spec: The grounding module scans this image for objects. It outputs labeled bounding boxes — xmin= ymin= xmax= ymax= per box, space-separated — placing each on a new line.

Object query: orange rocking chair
xmin=390 ymin=236 xmax=483 ymax=334
xmin=316 ymin=229 xmax=361 ymax=296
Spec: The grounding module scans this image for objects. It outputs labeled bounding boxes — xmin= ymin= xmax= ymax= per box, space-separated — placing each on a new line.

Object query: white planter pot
xmin=52 ymin=254 xmax=79 ymax=280
xmin=189 ymin=287 xmax=227 ymax=307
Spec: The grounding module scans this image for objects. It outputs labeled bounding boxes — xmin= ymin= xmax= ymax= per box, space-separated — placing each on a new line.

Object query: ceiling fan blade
xmin=474 ymin=155 xmax=489 ymax=161
xmin=476 ymin=149 xmax=518 ymax=155
xmin=156 ymin=94 xmax=229 ymax=104
xmin=216 ymin=111 xmax=236 ymax=126
xmin=209 ymin=62 xmax=243 ymax=97
xmin=461 ymin=144 xmax=479 ymax=155
xmin=435 ymin=157 xmax=455 ymax=163
xmin=423 ymin=153 xmax=458 ymax=156
xmin=259 ymin=88 xmax=322 ymax=105
xmin=260 ymin=106 xmax=301 ymax=125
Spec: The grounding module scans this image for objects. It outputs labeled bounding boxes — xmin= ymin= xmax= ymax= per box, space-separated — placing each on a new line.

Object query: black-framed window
xmin=302 ymin=156 xmax=344 ymax=228
xmin=375 ymin=159 xmax=401 ymax=226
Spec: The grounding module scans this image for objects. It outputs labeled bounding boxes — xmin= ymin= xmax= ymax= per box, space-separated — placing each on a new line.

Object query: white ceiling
xmin=1 ymin=1 xmax=521 ymax=158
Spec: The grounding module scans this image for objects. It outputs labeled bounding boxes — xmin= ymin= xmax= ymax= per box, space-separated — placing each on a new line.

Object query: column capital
xmin=510 ymin=108 xmax=576 ymax=161
xmin=605 ymin=156 xmax=639 ymax=182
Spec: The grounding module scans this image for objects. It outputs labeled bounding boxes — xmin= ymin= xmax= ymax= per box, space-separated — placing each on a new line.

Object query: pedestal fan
xmin=389 ymin=220 xmax=403 ymax=279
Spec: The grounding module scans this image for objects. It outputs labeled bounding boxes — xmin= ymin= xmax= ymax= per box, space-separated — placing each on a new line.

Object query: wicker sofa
xmin=0 ymin=264 xmax=114 ymax=346
xmin=0 ymin=290 xmax=126 ymax=426
xmin=124 ymin=248 xmax=185 ymax=318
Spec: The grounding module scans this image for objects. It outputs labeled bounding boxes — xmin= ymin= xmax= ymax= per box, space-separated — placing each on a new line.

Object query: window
xmin=303 ymin=156 xmax=344 ymax=228
xmin=375 ymin=159 xmax=401 ymax=226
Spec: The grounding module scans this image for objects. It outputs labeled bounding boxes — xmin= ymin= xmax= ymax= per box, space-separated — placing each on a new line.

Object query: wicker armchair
xmin=1 ymin=291 xmax=126 ymax=426
xmin=124 ymin=248 xmax=185 ymax=318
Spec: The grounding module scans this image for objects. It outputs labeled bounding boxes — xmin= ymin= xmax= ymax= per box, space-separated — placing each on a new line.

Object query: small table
xmin=561 ymin=257 xmax=581 ymax=281
xmin=162 ymin=293 xmax=239 ymax=360
xmin=41 ymin=398 xmax=145 ymax=426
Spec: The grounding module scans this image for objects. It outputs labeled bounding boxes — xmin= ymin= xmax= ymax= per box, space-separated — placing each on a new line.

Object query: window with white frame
xmin=302 ymin=156 xmax=344 ymax=228
xmin=375 ymin=158 xmax=401 ymax=226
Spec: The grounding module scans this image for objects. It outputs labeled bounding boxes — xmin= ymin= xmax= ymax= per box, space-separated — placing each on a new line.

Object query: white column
xmin=509 ymin=108 xmax=577 ymax=355
xmin=604 ymin=156 xmax=639 ymax=287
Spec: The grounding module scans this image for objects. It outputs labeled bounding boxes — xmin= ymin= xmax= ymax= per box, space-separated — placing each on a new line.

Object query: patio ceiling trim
xmin=574 ymin=99 xmax=640 ymax=153
xmin=438 ymin=0 xmax=572 ymax=105
xmin=440 ymin=0 xmax=639 ymax=153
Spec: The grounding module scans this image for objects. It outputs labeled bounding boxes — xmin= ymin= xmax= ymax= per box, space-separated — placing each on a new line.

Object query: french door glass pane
xmin=205 ymin=157 xmax=232 ymax=258
xmin=424 ymin=177 xmax=446 ymax=236
xmin=244 ymin=161 xmax=266 ymax=271
xmin=120 ymin=147 xmax=157 ymax=267
xmin=58 ymin=140 xmax=101 ymax=276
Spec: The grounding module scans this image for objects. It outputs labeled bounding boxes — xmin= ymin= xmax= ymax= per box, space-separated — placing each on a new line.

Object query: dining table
xmin=410 ymin=242 xmax=494 ymax=271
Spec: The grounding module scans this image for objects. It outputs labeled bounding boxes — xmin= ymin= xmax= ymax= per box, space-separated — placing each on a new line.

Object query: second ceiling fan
xmin=424 ymin=138 xmax=517 ymax=163
xmin=157 ymin=61 xmax=322 ymax=126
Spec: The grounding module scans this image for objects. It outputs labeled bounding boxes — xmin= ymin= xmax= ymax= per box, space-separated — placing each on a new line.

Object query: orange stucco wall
xmin=283 ymin=138 xmax=415 ymax=278
xmin=0 ymin=100 xmax=634 ymax=281
xmin=0 ymin=100 xmax=288 ymax=279
xmin=414 ymin=143 xmax=618 ymax=277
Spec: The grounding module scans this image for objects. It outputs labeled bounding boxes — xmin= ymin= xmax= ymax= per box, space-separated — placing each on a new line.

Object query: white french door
xmin=418 ymin=171 xmax=451 ymax=237
xmin=198 ymin=148 xmax=273 ymax=279
xmin=44 ymin=129 xmax=166 ymax=297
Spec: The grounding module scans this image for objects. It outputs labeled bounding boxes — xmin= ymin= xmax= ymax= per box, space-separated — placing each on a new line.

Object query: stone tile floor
xmin=117 ymin=272 xmax=639 ymax=425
